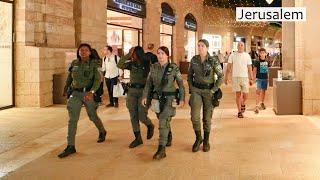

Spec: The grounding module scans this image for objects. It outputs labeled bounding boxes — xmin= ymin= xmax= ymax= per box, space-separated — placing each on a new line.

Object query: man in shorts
xmin=224 ymin=42 xmax=253 ymax=118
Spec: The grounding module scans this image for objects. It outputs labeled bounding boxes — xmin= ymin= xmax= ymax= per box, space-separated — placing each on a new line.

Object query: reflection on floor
xmin=1 ymin=84 xmax=320 ymax=179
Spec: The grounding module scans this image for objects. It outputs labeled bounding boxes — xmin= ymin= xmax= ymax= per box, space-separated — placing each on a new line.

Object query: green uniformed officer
xmin=117 ymin=46 xmax=154 ymax=148
xmin=142 ymin=46 xmax=185 ymax=160
xmin=188 ymin=39 xmax=224 ymax=152
xmin=58 ymin=43 xmax=107 ymax=158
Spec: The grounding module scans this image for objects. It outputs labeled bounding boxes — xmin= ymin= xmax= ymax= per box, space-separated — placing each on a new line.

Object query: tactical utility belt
xmin=162 ymin=91 xmax=177 ymax=97
xmin=73 ymin=87 xmax=91 ymax=92
xmin=129 ymin=83 xmax=145 ymax=89
xmin=193 ymin=82 xmax=214 ymax=89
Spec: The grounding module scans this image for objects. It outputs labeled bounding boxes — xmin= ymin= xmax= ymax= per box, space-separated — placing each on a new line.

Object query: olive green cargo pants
xmin=126 ymin=88 xmax=152 ymax=132
xmin=67 ymin=91 xmax=106 ymax=145
xmin=189 ymin=88 xmax=213 ymax=133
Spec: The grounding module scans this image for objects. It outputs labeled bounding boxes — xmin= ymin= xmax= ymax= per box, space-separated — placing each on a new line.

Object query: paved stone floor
xmin=0 ymin=84 xmax=320 ymax=180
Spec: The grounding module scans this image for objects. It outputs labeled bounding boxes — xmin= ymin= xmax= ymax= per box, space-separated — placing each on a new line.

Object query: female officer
xmin=188 ymin=39 xmax=223 ymax=153
xmin=142 ymin=46 xmax=185 ymax=160
xmin=58 ymin=43 xmax=107 ymax=158
xmin=117 ymin=46 xmax=155 ymax=148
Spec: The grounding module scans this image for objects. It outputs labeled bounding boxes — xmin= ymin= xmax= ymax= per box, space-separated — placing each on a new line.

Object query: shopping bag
xmin=113 ymin=83 xmax=125 ymax=97
xmin=150 ymin=99 xmax=160 ymax=113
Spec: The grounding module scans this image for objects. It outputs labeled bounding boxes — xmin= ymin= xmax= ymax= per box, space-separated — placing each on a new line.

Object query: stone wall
xmin=14 ymin=0 xmax=78 ymax=107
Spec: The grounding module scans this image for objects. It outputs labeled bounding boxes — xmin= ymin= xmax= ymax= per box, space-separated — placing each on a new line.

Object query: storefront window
xmin=107 ymin=0 xmax=145 ymax=79
xmin=0 ymin=1 xmax=13 ymax=109
xmin=160 ymin=24 xmax=173 ymax=58
xmin=107 ymin=10 xmax=143 ymax=56
xmin=184 ymin=30 xmax=196 ymax=62
xmin=184 ymin=13 xmax=197 ymax=62
xmin=160 ymin=3 xmax=175 ymax=61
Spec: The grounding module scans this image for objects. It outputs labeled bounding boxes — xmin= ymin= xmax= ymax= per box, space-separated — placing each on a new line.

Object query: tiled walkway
xmin=0 ymin=84 xmax=320 ymax=179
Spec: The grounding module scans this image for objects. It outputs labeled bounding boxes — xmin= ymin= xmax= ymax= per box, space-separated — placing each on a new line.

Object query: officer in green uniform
xmin=117 ymin=46 xmax=154 ymax=148
xmin=142 ymin=46 xmax=185 ymax=160
xmin=188 ymin=39 xmax=224 ymax=152
xmin=58 ymin=43 xmax=107 ymax=158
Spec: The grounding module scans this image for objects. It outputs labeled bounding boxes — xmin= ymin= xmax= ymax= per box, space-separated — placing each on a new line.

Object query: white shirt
xmin=101 ymin=55 xmax=123 ymax=79
xmin=228 ymin=52 xmax=252 ymax=78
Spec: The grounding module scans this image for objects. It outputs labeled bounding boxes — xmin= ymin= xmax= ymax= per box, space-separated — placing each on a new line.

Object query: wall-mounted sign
xmin=184 ymin=13 xmax=197 ymax=31
xmin=107 ymin=0 xmax=146 ymax=18
xmin=185 ymin=21 xmax=197 ymax=31
xmin=161 ymin=13 xmax=176 ymax=25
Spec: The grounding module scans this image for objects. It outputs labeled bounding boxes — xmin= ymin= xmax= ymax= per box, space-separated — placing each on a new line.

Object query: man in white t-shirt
xmin=101 ymin=46 xmax=123 ymax=108
xmin=225 ymin=42 xmax=253 ymax=118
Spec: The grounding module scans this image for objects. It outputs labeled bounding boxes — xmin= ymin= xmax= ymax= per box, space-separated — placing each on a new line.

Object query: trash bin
xmin=53 ymin=73 xmax=68 ymax=104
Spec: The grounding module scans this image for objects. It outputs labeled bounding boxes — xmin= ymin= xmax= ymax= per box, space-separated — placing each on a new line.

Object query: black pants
xmin=105 ymin=77 xmax=119 ymax=105
xmin=94 ymin=82 xmax=104 ymax=103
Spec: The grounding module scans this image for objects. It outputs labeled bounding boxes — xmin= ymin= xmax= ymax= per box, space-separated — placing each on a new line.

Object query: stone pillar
xmin=143 ymin=0 xmax=161 ymax=53
xmin=296 ymin=0 xmax=320 ymax=114
xmin=77 ymin=0 xmax=107 ymax=51
xmin=282 ymin=0 xmax=295 ymax=71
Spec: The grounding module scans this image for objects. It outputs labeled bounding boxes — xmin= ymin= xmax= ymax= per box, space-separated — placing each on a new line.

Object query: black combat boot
xmin=153 ymin=145 xmax=166 ymax=160
xmin=147 ymin=124 xmax=154 ymax=140
xmin=203 ymin=131 xmax=210 ymax=152
xmin=97 ymin=130 xmax=107 ymax=143
xmin=192 ymin=130 xmax=203 ymax=152
xmin=166 ymin=131 xmax=172 ymax=147
xmin=58 ymin=145 xmax=76 ymax=158
xmin=129 ymin=131 xmax=143 ymax=148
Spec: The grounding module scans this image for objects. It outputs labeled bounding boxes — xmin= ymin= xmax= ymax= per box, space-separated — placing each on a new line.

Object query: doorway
xmin=0 ymin=0 xmax=14 ymax=109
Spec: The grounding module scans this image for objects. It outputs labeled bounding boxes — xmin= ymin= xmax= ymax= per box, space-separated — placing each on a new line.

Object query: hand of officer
xmin=129 ymin=47 xmax=135 ymax=57
xmin=141 ymin=98 xmax=147 ymax=107
xmin=62 ymin=92 xmax=67 ymax=96
xmin=84 ymin=92 xmax=93 ymax=101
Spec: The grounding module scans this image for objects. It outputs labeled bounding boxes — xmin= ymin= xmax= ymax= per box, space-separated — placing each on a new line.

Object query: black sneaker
xmin=97 ymin=131 xmax=107 ymax=143
xmin=58 ymin=145 xmax=76 ymax=158
xmin=260 ymin=103 xmax=266 ymax=110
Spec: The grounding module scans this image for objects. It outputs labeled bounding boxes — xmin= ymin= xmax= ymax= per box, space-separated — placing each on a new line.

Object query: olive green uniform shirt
xmin=64 ymin=58 xmax=101 ymax=93
xmin=143 ymin=63 xmax=185 ymax=101
xmin=188 ymin=54 xmax=224 ymax=92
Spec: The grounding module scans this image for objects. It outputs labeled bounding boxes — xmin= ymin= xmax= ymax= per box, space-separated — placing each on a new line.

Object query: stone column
xmin=282 ymin=0 xmax=295 ymax=71
xmin=77 ymin=0 xmax=107 ymax=51
xmin=143 ymin=0 xmax=161 ymax=53
xmin=296 ymin=0 xmax=320 ymax=114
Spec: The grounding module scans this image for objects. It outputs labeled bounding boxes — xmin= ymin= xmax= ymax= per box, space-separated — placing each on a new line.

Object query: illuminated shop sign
xmin=107 ymin=0 xmax=146 ymax=18
xmin=185 ymin=21 xmax=197 ymax=31
xmin=161 ymin=13 xmax=176 ymax=25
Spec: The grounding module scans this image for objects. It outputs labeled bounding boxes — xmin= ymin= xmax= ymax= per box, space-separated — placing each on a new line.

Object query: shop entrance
xmin=0 ymin=0 xmax=14 ymax=109
xmin=160 ymin=24 xmax=173 ymax=59
xmin=107 ymin=10 xmax=143 ymax=56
